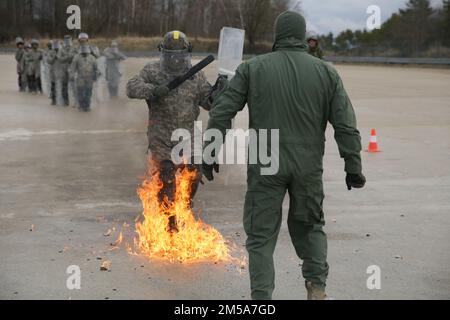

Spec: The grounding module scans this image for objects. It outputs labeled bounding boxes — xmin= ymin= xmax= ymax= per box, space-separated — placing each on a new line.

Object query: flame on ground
xmin=134 ymin=165 xmax=230 ymax=264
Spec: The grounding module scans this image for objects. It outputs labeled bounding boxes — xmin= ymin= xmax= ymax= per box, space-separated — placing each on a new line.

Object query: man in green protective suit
xmin=203 ymin=11 xmax=366 ymax=300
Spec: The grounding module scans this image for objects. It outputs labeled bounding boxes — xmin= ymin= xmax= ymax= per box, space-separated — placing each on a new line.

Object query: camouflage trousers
xmin=107 ymin=79 xmax=120 ymax=97
xmin=18 ymin=72 xmax=27 ymax=92
xmin=76 ymin=84 xmax=93 ymax=112
xmin=27 ymin=75 xmax=41 ymax=93
xmin=148 ymin=155 xmax=202 ymax=232
xmin=51 ymin=81 xmax=69 ymax=106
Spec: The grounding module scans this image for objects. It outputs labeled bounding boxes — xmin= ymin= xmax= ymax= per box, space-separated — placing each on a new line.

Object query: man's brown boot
xmin=306 ymin=281 xmax=329 ymax=300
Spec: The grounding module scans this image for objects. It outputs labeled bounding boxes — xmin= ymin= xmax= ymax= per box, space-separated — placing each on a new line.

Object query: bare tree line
xmin=0 ymin=0 xmax=290 ymax=47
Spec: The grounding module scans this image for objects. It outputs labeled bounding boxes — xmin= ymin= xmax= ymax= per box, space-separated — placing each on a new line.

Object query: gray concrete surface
xmin=0 ymin=55 xmax=449 ymax=300
xmin=326 ymin=56 xmax=450 ymax=66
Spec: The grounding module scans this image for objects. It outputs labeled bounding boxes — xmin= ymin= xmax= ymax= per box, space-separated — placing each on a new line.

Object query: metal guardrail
xmin=325 ymin=56 xmax=450 ymax=66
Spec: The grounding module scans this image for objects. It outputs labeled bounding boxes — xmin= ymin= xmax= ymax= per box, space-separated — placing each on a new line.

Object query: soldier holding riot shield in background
xmin=15 ymin=37 xmax=28 ymax=92
xmin=103 ymin=41 xmax=127 ymax=98
xmin=70 ymin=45 xmax=99 ymax=112
xmin=57 ymin=35 xmax=77 ymax=106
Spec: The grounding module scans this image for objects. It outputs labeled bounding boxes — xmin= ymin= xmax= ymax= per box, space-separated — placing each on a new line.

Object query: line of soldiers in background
xmin=15 ymin=38 xmax=43 ymax=94
xmin=14 ymin=34 xmax=126 ymax=112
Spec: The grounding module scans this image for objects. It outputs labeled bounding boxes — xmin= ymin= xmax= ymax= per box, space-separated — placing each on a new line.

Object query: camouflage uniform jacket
xmin=15 ymin=48 xmax=25 ymax=74
xmin=126 ymin=61 xmax=213 ymax=161
xmin=46 ymin=49 xmax=65 ymax=81
xmin=57 ymin=45 xmax=77 ymax=79
xmin=76 ymin=45 xmax=100 ymax=59
xmin=24 ymin=49 xmax=43 ymax=77
xmin=70 ymin=53 xmax=98 ymax=87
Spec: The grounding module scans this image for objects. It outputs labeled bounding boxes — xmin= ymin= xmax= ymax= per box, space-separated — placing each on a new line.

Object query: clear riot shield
xmin=95 ymin=56 xmax=109 ymax=103
xmin=217 ymin=27 xmax=245 ymax=78
xmin=69 ymin=78 xmax=77 ymax=108
xmin=40 ymin=61 xmax=50 ymax=97
xmin=55 ymin=79 xmax=64 ymax=106
xmin=118 ymin=61 xmax=126 ymax=97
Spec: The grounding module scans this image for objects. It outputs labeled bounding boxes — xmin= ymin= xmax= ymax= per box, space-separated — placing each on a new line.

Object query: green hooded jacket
xmin=207 ymin=11 xmax=362 ymax=175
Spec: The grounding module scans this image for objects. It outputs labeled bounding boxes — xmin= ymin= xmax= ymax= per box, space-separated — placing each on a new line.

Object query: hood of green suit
xmin=273 ymin=11 xmax=308 ymax=52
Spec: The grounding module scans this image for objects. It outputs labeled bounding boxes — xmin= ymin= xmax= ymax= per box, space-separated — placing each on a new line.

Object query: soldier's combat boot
xmin=168 ymin=215 xmax=178 ymax=233
xmin=306 ymin=282 xmax=329 ymax=300
xmin=159 ymin=160 xmax=178 ymax=233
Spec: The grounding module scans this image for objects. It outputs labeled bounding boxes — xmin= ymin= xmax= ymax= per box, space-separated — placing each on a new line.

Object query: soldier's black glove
xmin=215 ymin=75 xmax=228 ymax=92
xmin=153 ymin=85 xmax=170 ymax=99
xmin=202 ymin=161 xmax=220 ymax=182
xmin=209 ymin=75 xmax=228 ymax=103
xmin=346 ymin=173 xmax=366 ymax=191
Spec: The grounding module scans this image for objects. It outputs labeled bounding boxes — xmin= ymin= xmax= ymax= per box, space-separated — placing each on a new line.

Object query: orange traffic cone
xmin=367 ymin=129 xmax=381 ymax=153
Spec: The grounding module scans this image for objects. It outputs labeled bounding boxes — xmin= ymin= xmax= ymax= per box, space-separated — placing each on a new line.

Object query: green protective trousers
xmin=244 ymin=145 xmax=329 ymax=300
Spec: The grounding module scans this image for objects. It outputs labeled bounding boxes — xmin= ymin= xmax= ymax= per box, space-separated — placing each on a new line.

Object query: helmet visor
xmin=64 ymin=37 xmax=72 ymax=47
xmin=160 ymin=49 xmax=191 ymax=76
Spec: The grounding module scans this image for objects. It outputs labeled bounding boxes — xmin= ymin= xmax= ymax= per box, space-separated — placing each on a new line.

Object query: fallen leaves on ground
xmin=100 ymin=260 xmax=112 ymax=271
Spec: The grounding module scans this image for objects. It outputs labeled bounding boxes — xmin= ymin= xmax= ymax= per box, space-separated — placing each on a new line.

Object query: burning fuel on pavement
xmin=133 ymin=164 xmax=231 ymax=264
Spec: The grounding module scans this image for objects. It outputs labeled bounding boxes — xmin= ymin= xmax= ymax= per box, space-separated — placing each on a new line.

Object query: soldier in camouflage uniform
xmin=15 ymin=37 xmax=27 ymax=92
xmin=307 ymin=33 xmax=324 ymax=60
xmin=127 ymin=31 xmax=225 ymax=232
xmin=46 ymin=40 xmax=63 ymax=105
xmin=70 ymin=45 xmax=99 ymax=112
xmin=21 ymin=44 xmax=31 ymax=91
xmin=77 ymin=33 xmax=100 ymax=58
xmin=25 ymin=39 xmax=44 ymax=93
xmin=103 ymin=41 xmax=127 ymax=97
xmin=56 ymin=35 xmax=77 ymax=106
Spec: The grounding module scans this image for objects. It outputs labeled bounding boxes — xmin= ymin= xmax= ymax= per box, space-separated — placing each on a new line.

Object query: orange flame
xmin=134 ymin=165 xmax=230 ymax=263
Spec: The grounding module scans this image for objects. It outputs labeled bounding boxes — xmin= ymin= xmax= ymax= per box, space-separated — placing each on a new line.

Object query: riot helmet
xmin=78 ymin=33 xmax=89 ymax=45
xmin=159 ymin=30 xmax=192 ymax=76
xmin=15 ymin=37 xmax=24 ymax=46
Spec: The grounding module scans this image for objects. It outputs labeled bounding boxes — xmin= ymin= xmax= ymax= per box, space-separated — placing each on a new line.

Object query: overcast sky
xmin=295 ymin=0 xmax=443 ymax=35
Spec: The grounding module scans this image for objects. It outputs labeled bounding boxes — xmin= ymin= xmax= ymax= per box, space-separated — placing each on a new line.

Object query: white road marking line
xmin=0 ymin=128 xmax=144 ymax=141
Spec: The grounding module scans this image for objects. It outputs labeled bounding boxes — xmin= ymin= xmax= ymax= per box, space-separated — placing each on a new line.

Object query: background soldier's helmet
xmin=306 ymin=31 xmax=319 ymax=42
xmin=78 ymin=33 xmax=89 ymax=43
xmin=15 ymin=37 xmax=24 ymax=45
xmin=31 ymin=39 xmax=40 ymax=47
xmin=159 ymin=30 xmax=192 ymax=75
xmin=80 ymin=45 xmax=91 ymax=54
